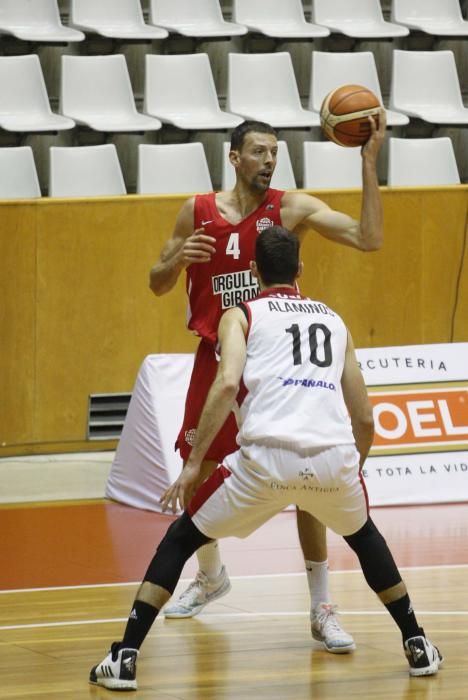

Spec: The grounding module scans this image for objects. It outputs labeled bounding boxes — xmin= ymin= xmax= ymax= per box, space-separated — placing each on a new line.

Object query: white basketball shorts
xmin=187 ymin=442 xmax=369 ymax=539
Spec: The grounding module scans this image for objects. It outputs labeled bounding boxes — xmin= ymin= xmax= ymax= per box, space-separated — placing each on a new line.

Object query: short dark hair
xmin=230 ymin=120 xmax=277 ymax=151
xmin=255 ymin=226 xmax=299 ymax=286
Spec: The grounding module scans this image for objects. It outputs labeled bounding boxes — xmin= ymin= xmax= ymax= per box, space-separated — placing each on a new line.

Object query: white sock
xmin=305 ymin=559 xmax=330 ymax=611
xmin=196 ymin=540 xmax=223 ymax=581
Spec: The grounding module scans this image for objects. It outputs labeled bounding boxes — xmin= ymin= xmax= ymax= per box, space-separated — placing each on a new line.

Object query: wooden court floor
xmin=2 ymin=500 xmax=468 ymax=699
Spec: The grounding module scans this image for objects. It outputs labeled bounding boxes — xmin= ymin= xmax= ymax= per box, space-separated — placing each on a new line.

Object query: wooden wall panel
xmin=0 ymin=204 xmax=37 ymax=447
xmin=34 ymin=196 xmax=198 ymax=444
xmin=0 ymin=188 xmax=466 ymax=455
xmin=453 ymin=197 xmax=468 ymax=342
xmin=296 ymin=188 xmax=467 ymax=346
xmin=420 ymin=189 xmax=468 ymax=342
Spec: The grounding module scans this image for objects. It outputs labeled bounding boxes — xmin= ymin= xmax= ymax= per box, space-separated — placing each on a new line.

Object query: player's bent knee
xmin=343 ymin=517 xmax=401 ymax=594
xmin=156 ymin=512 xmax=211 ymax=561
xmin=343 ymin=517 xmax=380 ymax=552
xmin=144 ymin=513 xmax=212 ymax=593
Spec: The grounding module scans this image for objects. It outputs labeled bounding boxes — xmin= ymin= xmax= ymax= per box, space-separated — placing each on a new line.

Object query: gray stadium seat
xmin=49 ymin=145 xmax=127 ymax=197
xmin=0 ymin=0 xmax=84 ymax=42
xmin=233 ymin=0 xmax=329 ymax=38
xmin=61 ymin=55 xmax=162 ymax=132
xmin=390 ymin=50 xmax=468 ymax=124
xmin=392 ymin=0 xmax=468 ymax=36
xmin=0 ymin=147 xmax=41 ymax=199
xmin=70 ymin=0 xmax=168 ymax=39
xmin=145 ymin=53 xmax=242 ymax=130
xmin=0 ymin=55 xmax=75 ymax=132
xmin=387 ymin=137 xmax=460 ymax=186
xmin=227 ymin=52 xmax=320 ymax=128
xmin=303 ymin=142 xmax=363 ymax=189
xmin=138 ymin=143 xmax=213 ymax=195
xmin=150 ymin=0 xmax=247 ymax=37
xmin=313 ymin=0 xmax=409 ymax=37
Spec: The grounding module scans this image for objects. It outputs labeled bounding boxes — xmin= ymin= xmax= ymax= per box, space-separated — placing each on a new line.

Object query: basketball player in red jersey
xmin=149 ymin=116 xmax=385 ymax=652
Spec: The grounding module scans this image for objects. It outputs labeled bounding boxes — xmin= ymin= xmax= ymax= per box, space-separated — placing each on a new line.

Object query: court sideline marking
xmin=1 ymin=609 xmax=468 ymax=632
xmin=1 ymin=565 xmax=467 ymax=632
xmin=1 ymin=563 xmax=467 ymax=595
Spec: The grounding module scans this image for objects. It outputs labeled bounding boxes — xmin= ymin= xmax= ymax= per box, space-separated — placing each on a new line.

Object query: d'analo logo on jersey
xmin=368 ymin=383 xmax=468 ymax=455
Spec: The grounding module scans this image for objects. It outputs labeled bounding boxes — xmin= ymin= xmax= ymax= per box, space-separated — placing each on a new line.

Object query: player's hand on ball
xmin=182 ymin=227 xmax=216 ymax=265
xmin=362 ymin=108 xmax=386 ymax=158
xmin=160 ymin=463 xmax=200 ymax=513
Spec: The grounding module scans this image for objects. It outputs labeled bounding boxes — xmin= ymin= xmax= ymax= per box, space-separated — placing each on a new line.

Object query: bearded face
xmin=231 ymin=132 xmax=278 ymax=192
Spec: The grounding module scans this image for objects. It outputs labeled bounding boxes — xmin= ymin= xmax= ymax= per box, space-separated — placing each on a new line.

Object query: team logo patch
xmin=185 ymin=428 xmax=197 ymax=446
xmin=256 ymin=217 xmax=274 ymax=233
xmin=299 ymin=468 xmax=314 ymax=481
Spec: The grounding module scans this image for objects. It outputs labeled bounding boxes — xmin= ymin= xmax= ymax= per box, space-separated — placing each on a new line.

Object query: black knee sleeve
xmin=143 ymin=512 xmax=211 ymax=593
xmin=344 ymin=518 xmax=402 ymax=594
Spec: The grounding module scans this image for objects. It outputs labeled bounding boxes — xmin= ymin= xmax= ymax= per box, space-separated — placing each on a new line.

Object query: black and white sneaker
xmin=89 ymin=642 xmax=139 ymax=690
xmin=404 ymin=634 xmax=443 ymax=676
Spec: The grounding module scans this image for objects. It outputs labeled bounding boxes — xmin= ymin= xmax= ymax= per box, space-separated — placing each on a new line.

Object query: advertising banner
xmin=358 ymin=343 xmax=468 ymax=505
xmin=107 ymin=343 xmax=467 ymax=511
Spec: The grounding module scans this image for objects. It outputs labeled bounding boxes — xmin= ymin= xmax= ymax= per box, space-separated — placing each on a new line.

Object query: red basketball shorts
xmin=175 ymin=339 xmax=247 ymax=463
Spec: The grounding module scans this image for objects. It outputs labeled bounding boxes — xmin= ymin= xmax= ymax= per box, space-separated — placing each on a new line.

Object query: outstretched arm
xmin=149 ymin=197 xmax=216 ymax=296
xmin=285 ymin=111 xmax=386 ymax=251
xmin=160 ymin=308 xmax=248 ymax=512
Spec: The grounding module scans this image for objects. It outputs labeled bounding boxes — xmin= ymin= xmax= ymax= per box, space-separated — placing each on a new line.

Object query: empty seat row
xmin=0 ymin=1 xmax=467 ymax=42
xmin=314 ymin=0 xmax=468 ymax=37
xmin=1 ymin=50 xmax=467 ymax=135
xmin=0 ymin=138 xmax=460 ymax=200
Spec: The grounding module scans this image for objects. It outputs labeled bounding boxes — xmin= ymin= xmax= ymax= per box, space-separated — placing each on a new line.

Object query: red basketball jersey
xmin=186 ymin=189 xmax=284 ymax=344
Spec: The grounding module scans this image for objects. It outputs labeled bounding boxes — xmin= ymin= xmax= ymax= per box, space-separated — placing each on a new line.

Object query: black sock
xmin=385 ymin=594 xmax=422 ymax=643
xmin=121 ymin=600 xmax=159 ymax=650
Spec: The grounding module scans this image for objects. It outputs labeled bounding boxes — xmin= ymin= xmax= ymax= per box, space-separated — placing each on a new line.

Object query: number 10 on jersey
xmin=285 ymin=323 xmax=332 ymax=367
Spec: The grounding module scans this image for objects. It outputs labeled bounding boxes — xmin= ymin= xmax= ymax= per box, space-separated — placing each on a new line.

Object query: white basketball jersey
xmin=238 ymin=287 xmax=355 ymax=450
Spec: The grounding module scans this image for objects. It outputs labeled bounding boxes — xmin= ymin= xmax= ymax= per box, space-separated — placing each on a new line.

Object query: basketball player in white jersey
xmin=91 ymin=226 xmax=442 ymax=690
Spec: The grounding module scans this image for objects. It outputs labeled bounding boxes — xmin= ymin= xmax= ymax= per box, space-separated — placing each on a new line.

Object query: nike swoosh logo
xmin=201 ymin=220 xmax=213 ymax=225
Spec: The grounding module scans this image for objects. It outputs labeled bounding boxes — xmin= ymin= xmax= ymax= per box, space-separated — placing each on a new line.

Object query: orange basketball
xmin=320 ymin=84 xmax=381 ymax=147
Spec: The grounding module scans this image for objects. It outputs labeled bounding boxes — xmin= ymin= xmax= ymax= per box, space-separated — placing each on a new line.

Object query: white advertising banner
xmin=357 ymin=343 xmax=468 ymax=506
xmin=106 ymin=354 xmax=193 ymax=512
xmin=106 ymin=343 xmax=468 ymax=512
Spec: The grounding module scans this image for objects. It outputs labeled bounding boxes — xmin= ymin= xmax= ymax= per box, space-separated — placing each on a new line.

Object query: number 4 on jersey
xmin=226 ymin=232 xmax=240 ymax=260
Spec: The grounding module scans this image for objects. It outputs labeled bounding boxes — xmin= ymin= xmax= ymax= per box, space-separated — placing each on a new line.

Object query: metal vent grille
xmin=87 ymin=393 xmax=131 ymax=440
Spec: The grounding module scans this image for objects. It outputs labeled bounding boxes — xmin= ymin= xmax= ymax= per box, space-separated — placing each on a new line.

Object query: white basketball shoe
xmin=311 ymin=602 xmax=356 ymax=653
xmin=164 ymin=566 xmax=231 ymax=618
